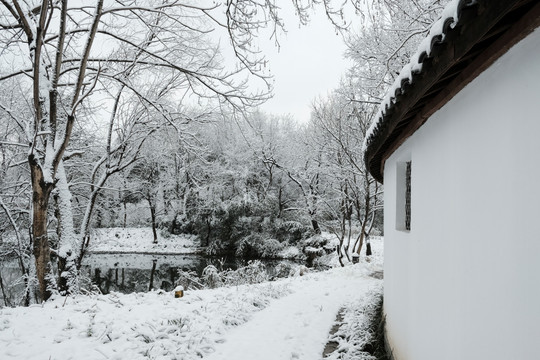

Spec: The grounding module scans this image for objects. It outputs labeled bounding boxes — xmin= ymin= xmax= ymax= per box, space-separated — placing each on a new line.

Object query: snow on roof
xmin=362 ymin=0 xmax=465 ymax=154
xmin=362 ymin=0 xmax=539 ymax=183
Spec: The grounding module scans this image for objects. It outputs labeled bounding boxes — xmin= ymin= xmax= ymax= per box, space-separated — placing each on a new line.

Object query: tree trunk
xmin=278 ymin=187 xmax=283 ymax=218
xmin=366 ymin=240 xmax=372 ymax=256
xmin=354 ymin=231 xmax=365 ymax=255
xmin=148 ymin=259 xmax=157 ymax=291
xmin=336 ymin=243 xmax=345 ymax=267
xmin=148 ymin=199 xmax=158 ymax=244
xmin=77 ymin=183 xmax=106 ymax=268
xmin=123 ymin=201 xmax=127 ymax=228
xmin=57 ymin=255 xmax=69 ymax=294
xmin=0 ymin=273 xmax=10 ymax=307
xmin=30 ymin=179 xmax=54 ymax=301
xmin=311 ymin=219 xmax=321 ymax=234
xmin=355 ymin=211 xmax=369 ymax=255
xmin=54 ymin=163 xmax=79 ymax=294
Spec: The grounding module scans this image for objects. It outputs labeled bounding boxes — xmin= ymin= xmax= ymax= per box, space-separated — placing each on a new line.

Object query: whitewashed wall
xmin=383 ymin=27 xmax=540 ymax=360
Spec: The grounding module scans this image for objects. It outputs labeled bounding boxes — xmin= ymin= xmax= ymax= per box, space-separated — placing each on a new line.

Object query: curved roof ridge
xmin=362 ymin=0 xmax=469 ymax=154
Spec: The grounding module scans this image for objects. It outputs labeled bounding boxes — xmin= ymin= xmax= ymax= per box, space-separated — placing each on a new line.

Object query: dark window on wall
xmin=405 ymin=161 xmax=411 ymax=231
xmin=396 ymin=159 xmax=411 ymax=232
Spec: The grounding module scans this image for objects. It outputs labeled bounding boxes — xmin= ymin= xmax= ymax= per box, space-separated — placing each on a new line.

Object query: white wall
xmin=384 ymin=27 xmax=540 ymax=360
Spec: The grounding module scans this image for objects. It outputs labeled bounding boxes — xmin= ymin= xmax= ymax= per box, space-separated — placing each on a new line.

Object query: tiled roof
xmin=363 ymin=0 xmax=540 ymax=183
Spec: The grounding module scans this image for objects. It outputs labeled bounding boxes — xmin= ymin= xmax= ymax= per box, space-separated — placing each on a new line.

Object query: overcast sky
xmin=257 ymin=6 xmax=353 ymax=124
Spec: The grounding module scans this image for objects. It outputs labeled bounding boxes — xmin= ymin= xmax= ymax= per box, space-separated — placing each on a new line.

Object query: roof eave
xmin=364 ymin=0 xmax=540 ymax=184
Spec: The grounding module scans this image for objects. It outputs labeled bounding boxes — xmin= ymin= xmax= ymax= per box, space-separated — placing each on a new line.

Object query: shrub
xmin=174 ymin=269 xmax=204 ymax=290
xmin=222 ymin=260 xmax=268 ymax=286
xmin=274 ymin=220 xmax=314 ymax=244
xmin=302 ymin=234 xmax=328 ymax=248
xmin=300 ymin=234 xmax=330 ymax=266
xmin=273 ymin=262 xmax=298 ymax=278
xmin=235 ymin=234 xmax=266 ymax=259
xmin=202 ymin=265 xmax=222 ymax=289
xmin=261 ymin=238 xmax=283 ymax=258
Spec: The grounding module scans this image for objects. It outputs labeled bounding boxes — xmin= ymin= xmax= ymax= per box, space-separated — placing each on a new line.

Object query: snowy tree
xmin=0 ymin=0 xmax=276 ymax=301
xmin=311 ymin=81 xmax=382 ymax=265
xmin=345 ymin=0 xmax=450 ymax=103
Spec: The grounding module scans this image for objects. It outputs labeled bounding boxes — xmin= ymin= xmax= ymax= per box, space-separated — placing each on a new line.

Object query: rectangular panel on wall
xmin=396 ymin=160 xmax=412 ymax=231
xmin=405 ymin=161 xmax=411 ymax=231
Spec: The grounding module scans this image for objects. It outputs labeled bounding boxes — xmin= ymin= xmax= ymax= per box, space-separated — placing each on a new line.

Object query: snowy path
xmin=205 ymin=266 xmax=380 ymax=360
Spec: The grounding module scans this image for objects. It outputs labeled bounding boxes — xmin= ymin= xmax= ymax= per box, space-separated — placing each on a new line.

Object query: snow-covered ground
xmin=0 ymin=238 xmax=383 ymax=360
xmin=204 ymin=267 xmax=382 ymax=360
xmin=88 ymin=227 xmax=200 ymax=254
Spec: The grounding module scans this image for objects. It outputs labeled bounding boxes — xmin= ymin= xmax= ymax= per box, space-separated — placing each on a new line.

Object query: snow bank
xmin=88 ymin=227 xmax=200 ymax=254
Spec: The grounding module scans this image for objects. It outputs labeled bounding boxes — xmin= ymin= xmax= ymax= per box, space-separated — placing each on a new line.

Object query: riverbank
xmin=87 ymin=227 xmax=202 ymax=254
xmin=87 ymin=227 xmax=309 ymax=260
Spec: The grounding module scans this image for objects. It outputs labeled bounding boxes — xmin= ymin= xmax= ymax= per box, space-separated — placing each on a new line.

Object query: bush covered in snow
xmin=235 ymin=235 xmax=284 ymax=259
xmin=273 ymin=221 xmax=315 ymax=245
xmin=205 ymin=241 xmax=228 ymax=257
xmin=169 ymin=196 xmax=317 ymax=260
xmin=174 ymin=269 xmax=205 ymax=291
xmin=235 ymin=234 xmax=266 ymax=258
xmin=201 ymin=265 xmax=222 ymax=289
xmin=196 ymin=259 xmax=311 ymax=290
xmin=261 ymin=239 xmax=283 ymax=258
xmin=221 ymin=260 xmax=268 ymax=286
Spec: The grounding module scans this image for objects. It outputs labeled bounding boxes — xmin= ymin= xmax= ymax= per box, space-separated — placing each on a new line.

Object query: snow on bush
xmin=198 ymin=259 xmax=310 ymax=290
xmin=275 ymin=220 xmax=314 ymax=244
xmin=235 ymin=234 xmax=266 ymax=258
xmin=174 ymin=269 xmax=205 ymax=291
xmin=235 ymin=236 xmax=286 ymax=259
xmin=261 ymin=238 xmax=283 ymax=258
xmin=273 ymin=262 xmax=298 ymax=278
xmin=277 ymin=245 xmax=305 ymax=260
xmin=221 ymin=260 xmax=268 ymax=286
xmin=202 ymin=265 xmax=222 ymax=289
xmin=205 ymin=241 xmax=227 ymax=256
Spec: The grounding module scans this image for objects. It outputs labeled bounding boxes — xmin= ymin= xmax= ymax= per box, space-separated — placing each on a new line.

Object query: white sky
xmin=257 ymin=6 xmax=353 ymax=124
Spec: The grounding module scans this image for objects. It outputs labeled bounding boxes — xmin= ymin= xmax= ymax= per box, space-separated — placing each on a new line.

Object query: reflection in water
xmin=83 ymin=254 xmax=212 ymax=294
xmin=1 ymin=253 xmax=302 ymax=304
xmin=82 ymin=253 xmax=296 ymax=295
